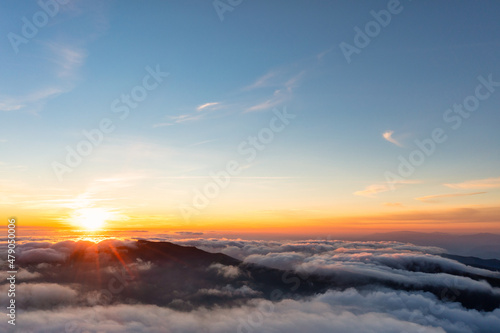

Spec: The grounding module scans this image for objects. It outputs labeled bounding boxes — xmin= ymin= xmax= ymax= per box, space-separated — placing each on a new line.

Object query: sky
xmin=1 ymin=0 xmax=500 ymax=235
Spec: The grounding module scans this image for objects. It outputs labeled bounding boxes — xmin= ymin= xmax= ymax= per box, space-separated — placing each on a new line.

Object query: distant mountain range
xmin=441 ymin=253 xmax=500 ymax=272
xmin=353 ymin=231 xmax=500 ymax=259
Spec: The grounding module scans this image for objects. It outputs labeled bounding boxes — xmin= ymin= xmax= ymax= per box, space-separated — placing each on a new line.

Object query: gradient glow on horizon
xmin=1 ymin=1 xmax=500 ymax=235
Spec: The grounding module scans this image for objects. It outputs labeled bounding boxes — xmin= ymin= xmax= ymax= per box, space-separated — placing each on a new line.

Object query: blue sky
xmin=1 ymin=0 xmax=500 ymax=232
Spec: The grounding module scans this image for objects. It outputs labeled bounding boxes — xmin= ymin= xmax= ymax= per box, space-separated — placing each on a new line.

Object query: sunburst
xmin=71 ymin=207 xmax=114 ymax=231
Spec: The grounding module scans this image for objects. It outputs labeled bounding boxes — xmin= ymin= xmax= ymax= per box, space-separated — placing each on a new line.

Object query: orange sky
xmin=7 ymin=203 xmax=500 ymax=237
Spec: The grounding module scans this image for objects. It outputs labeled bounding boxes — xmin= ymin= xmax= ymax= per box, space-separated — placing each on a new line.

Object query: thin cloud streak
xmin=354 ymin=180 xmax=420 ymax=197
xmin=158 ymin=176 xmax=297 ymax=180
xmin=152 ymin=122 xmax=173 ymax=128
xmin=383 ymin=202 xmax=403 ymax=207
xmin=0 ymin=88 xmax=63 ymax=112
xmin=48 ymin=43 xmax=87 ymax=78
xmin=169 ymin=114 xmax=204 ymax=123
xmin=0 ymin=44 xmax=86 ymax=113
xmin=196 ymin=102 xmax=219 ymax=111
xmin=245 ymin=71 xmax=305 ymax=113
xmin=188 ymin=139 xmax=217 ymax=147
xmin=354 ymin=184 xmax=390 ymax=197
xmin=243 ymin=71 xmax=279 ymax=91
xmin=445 ymin=177 xmax=500 ymax=189
xmin=416 ymin=192 xmax=487 ymax=203
xmin=245 ymin=97 xmax=285 ymax=112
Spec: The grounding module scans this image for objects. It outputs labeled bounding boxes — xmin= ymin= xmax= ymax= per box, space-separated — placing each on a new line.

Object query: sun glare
xmin=72 ymin=208 xmax=113 ymax=230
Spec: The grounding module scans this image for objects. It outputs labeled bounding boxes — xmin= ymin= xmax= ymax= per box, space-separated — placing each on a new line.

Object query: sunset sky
xmin=1 ymin=0 xmax=500 ymax=235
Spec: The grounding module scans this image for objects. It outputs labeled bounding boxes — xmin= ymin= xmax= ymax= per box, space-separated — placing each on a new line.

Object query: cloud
xmin=245 ymin=71 xmax=304 ymax=113
xmin=5 ymin=287 xmax=500 ymax=333
xmin=188 ymin=139 xmax=217 ymax=147
xmin=0 ymin=44 xmax=85 ymax=113
xmin=175 ymin=231 xmax=204 ymax=236
xmin=383 ymin=202 xmax=403 ymax=207
xmin=354 ymin=180 xmax=420 ymax=197
xmin=0 ymin=88 xmax=63 ymax=112
xmin=18 ymin=247 xmax=69 ymax=264
xmin=246 ymin=97 xmax=285 ymax=112
xmin=3 ymin=238 xmax=500 ymax=333
xmin=382 ymin=130 xmax=403 ymax=147
xmin=0 ymin=268 xmax=41 ymax=281
xmin=0 ymin=99 xmax=24 ymax=111
xmin=0 ymin=283 xmax=78 ymax=309
xmin=416 ymin=192 xmax=486 ymax=203
xmin=335 ymin=206 xmax=500 ymax=233
xmin=156 ymin=102 xmax=223 ymax=127
xmin=168 ymin=113 xmax=204 ymax=123
xmin=1 ymin=300 xmax=457 ymax=333
xmin=244 ymin=71 xmax=279 ymax=91
xmin=152 ymin=122 xmax=173 ymax=128
xmin=48 ymin=43 xmax=87 ymax=78
xmin=354 ymin=184 xmax=390 ymax=197
xmin=445 ymin=177 xmax=500 ymax=190
xmin=198 ymin=285 xmax=258 ymax=297
xmin=196 ymin=102 xmax=219 ymax=111
xmin=317 ymin=47 xmax=334 ymax=60
xmin=208 ymin=263 xmax=241 ymax=279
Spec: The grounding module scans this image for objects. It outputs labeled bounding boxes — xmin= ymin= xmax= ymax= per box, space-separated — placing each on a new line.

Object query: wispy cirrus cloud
xmin=1 ymin=44 xmax=86 ymax=113
xmin=243 ymin=70 xmax=279 ymax=91
xmin=161 ymin=64 xmax=306 ymax=124
xmin=0 ymin=99 xmax=24 ymax=112
xmin=0 ymin=87 xmax=63 ymax=112
xmin=354 ymin=184 xmax=390 ymax=197
xmin=383 ymin=202 xmax=403 ymax=207
xmin=444 ymin=177 xmax=500 ymax=190
xmin=382 ymin=130 xmax=403 ymax=147
xmin=169 ymin=113 xmax=204 ymax=123
xmin=188 ymin=139 xmax=217 ymax=147
xmin=245 ymin=70 xmax=305 ymax=113
xmin=196 ymin=102 xmax=220 ymax=111
xmin=152 ymin=122 xmax=173 ymax=128
xmin=316 ymin=47 xmax=334 ymax=60
xmin=49 ymin=43 xmax=87 ymax=78
xmin=156 ymin=102 xmax=223 ymax=127
xmin=153 ymin=113 xmax=205 ymax=127
xmin=415 ymin=191 xmax=486 ymax=203
xmin=245 ymin=95 xmax=285 ymax=112
xmin=354 ymin=180 xmax=420 ymax=197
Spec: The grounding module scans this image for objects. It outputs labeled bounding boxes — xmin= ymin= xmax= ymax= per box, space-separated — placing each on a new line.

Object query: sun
xmin=72 ymin=208 xmax=113 ymax=231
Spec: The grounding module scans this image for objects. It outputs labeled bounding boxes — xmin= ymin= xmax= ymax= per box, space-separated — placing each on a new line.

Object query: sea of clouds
xmin=0 ymin=238 xmax=499 ymax=332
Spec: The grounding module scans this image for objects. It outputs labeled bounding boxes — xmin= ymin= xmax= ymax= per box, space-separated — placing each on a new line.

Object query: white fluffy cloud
xmin=208 ymin=263 xmax=242 ymax=278
xmin=3 ymin=290 xmax=500 ymax=333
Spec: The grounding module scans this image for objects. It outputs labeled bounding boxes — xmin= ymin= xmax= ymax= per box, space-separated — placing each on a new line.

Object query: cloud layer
xmin=1 ymin=238 xmax=499 ymax=332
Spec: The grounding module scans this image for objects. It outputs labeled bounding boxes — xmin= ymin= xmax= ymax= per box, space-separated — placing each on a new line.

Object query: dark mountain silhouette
xmin=441 ymin=253 xmax=500 ymax=272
